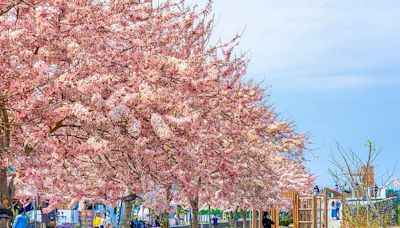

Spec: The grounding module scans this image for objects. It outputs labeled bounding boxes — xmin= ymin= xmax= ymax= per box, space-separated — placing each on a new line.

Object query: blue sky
xmin=200 ymin=0 xmax=400 ymax=187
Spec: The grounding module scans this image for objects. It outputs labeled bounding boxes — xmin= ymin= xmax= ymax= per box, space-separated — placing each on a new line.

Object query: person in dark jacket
xmin=262 ymin=211 xmax=274 ymax=228
xmin=130 ymin=218 xmax=135 ymax=228
xmin=154 ymin=216 xmax=161 ymax=227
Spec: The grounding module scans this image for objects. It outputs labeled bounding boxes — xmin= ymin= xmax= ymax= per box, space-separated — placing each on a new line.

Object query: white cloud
xmin=270 ymin=75 xmax=400 ymax=90
xmin=200 ymin=0 xmax=400 ymax=88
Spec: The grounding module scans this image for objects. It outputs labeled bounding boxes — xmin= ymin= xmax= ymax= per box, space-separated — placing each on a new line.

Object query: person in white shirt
xmin=100 ymin=210 xmax=113 ymax=228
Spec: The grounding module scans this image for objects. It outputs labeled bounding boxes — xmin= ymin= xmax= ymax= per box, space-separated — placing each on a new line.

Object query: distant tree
xmin=329 ymin=140 xmax=397 ymax=227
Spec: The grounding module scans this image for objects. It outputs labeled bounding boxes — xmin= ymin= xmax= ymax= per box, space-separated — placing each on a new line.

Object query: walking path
xmin=328 ymin=219 xmax=341 ymax=228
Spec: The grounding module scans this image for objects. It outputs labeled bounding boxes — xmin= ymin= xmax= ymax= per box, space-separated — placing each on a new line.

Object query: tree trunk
xmin=233 ymin=208 xmax=239 ymax=228
xmin=208 ymin=205 xmax=211 ymax=228
xmin=0 ymin=219 xmax=9 ymax=228
xmin=190 ymin=199 xmax=200 ymax=228
xmin=251 ymin=210 xmax=256 ymax=228
xmin=1 ymin=101 xmax=13 ymax=227
xmin=162 ymin=211 xmax=170 ymax=228
xmin=162 ymin=185 xmax=172 ymax=228
xmin=0 ymin=168 xmax=8 ymax=204
xmin=242 ymin=209 xmax=247 ymax=228
xmin=0 ymin=167 xmax=12 ymax=227
xmin=122 ymin=199 xmax=133 ymax=228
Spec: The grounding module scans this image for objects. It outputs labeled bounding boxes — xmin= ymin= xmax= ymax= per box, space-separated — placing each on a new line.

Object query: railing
xmin=172 ymin=221 xmax=249 ymax=228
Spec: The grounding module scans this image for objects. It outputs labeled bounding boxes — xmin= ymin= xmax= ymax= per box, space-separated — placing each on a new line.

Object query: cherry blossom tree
xmin=1 ymin=1 xmax=314 ymax=228
xmin=0 ymin=0 xmax=174 ymax=222
xmin=1 ymin=0 xmax=227 ymax=222
xmin=164 ymin=81 xmax=314 ymax=227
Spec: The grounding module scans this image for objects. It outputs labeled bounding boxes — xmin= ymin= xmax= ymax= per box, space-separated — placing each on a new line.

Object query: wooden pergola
xmin=280 ymin=189 xmax=345 ymax=228
xmin=248 ymin=189 xmax=346 ymax=228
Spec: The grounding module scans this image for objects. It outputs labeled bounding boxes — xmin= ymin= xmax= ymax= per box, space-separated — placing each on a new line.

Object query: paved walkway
xmin=328 ymin=219 xmax=341 ymax=228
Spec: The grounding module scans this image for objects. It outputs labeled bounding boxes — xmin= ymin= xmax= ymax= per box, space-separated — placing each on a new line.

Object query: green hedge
xmin=199 ymin=209 xmax=223 ymax=216
xmin=280 ymin=217 xmax=293 ymax=226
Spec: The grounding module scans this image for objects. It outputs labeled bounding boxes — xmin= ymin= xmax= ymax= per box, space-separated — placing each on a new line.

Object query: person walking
xmin=211 ymin=214 xmax=219 ymax=228
xmin=12 ymin=209 xmax=28 ymax=228
xmin=154 ymin=216 xmax=161 ymax=227
xmin=262 ymin=212 xmax=274 ymax=228
xmin=335 ymin=201 xmax=341 ymax=220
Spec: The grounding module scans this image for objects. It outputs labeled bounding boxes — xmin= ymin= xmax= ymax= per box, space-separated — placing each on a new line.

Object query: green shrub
xmin=280 ymin=216 xmax=293 ymax=226
xmin=397 ymin=205 xmax=400 ymax=225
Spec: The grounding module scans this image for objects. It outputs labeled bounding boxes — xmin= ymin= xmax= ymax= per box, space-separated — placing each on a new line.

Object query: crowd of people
xmin=126 ymin=210 xmax=275 ymax=228
xmin=129 ymin=216 xmax=160 ymax=228
xmin=0 ymin=198 xmax=30 ymax=228
xmin=9 ymin=181 xmax=381 ymax=228
xmin=2 ymin=201 xmax=277 ymax=228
